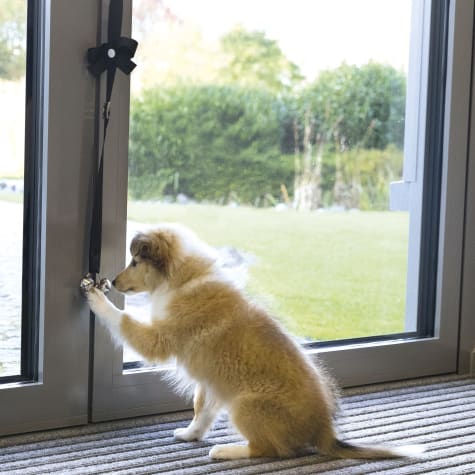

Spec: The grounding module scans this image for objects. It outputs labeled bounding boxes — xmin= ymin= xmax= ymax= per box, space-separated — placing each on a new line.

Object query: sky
xmin=167 ymin=0 xmax=413 ymax=79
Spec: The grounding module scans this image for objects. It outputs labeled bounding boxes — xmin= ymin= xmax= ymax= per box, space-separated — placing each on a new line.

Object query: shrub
xmin=129 ymin=84 xmax=294 ymax=204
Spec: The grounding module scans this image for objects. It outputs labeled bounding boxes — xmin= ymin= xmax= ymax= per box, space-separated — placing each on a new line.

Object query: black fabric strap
xmin=86 ymin=0 xmax=138 ymax=280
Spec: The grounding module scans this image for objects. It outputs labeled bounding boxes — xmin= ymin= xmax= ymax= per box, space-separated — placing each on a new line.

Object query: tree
xmin=290 ymin=62 xmax=406 ymax=210
xmin=0 ymin=0 xmax=26 ymax=80
xmin=291 ymin=108 xmax=323 ymax=210
xmin=219 ymin=26 xmax=304 ymax=94
xmin=130 ymin=0 xmax=225 ymax=92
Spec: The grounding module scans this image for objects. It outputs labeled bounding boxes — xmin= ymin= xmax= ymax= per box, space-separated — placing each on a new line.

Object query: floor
xmin=0 ymin=374 xmax=474 ymax=474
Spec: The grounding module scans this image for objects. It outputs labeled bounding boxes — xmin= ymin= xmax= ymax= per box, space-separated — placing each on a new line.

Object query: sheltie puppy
xmin=83 ymin=222 xmax=423 ymax=460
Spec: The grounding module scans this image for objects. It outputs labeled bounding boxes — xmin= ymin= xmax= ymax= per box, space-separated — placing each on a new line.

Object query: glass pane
xmin=0 ymin=1 xmax=27 ymax=376
xmin=124 ymin=0 xmax=413 ymax=362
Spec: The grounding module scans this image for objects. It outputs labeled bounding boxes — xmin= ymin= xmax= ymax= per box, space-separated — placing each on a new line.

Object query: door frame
xmin=0 ymin=0 xmax=98 ymax=436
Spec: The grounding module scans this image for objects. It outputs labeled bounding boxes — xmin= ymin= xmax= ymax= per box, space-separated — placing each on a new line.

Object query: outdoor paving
xmin=0 ymin=201 xmax=22 ymax=376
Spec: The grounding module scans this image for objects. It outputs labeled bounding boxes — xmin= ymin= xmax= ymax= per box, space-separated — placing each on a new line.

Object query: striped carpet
xmin=1 ymin=375 xmax=474 ymax=474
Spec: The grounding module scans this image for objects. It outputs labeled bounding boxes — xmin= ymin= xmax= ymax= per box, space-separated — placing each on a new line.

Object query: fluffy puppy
xmin=84 ymin=223 xmax=423 ymax=460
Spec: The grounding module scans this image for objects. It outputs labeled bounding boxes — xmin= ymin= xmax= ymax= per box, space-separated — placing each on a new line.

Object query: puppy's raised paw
xmin=80 ymin=274 xmax=95 ymax=294
xmin=97 ymin=278 xmax=111 ymax=294
xmin=84 ymin=286 xmax=109 ymax=317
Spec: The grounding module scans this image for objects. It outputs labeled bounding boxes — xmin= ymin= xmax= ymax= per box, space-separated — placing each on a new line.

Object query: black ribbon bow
xmin=87 ymin=0 xmax=137 ymax=79
xmin=87 ymin=36 xmax=138 ymax=77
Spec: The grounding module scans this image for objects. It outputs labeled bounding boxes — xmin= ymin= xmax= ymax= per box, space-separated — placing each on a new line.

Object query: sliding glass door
xmin=91 ymin=0 xmax=472 ymax=421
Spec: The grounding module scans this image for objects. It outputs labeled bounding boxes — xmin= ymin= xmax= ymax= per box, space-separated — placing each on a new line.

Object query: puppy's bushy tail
xmin=329 ymin=439 xmax=424 ymax=459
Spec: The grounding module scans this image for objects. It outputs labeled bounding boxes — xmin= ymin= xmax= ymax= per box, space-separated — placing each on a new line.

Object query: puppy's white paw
xmin=174 ymin=427 xmax=201 ymax=442
xmin=85 ymin=287 xmax=108 ymax=316
xmin=209 ymin=444 xmax=250 ymax=460
xmin=84 ymin=287 xmax=123 ymax=332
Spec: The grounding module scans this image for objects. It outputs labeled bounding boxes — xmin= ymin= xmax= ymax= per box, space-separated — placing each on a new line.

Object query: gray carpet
xmin=1 ymin=375 xmax=474 ymax=474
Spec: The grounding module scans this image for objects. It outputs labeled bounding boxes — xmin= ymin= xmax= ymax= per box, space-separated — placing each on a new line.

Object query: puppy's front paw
xmin=80 ymin=275 xmax=95 ymax=294
xmin=174 ymin=427 xmax=201 ymax=442
xmin=85 ymin=286 xmax=108 ymax=316
xmin=97 ymin=278 xmax=112 ymax=294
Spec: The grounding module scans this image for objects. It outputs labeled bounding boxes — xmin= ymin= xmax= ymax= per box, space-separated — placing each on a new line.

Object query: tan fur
xmin=85 ymin=222 xmax=423 ymax=460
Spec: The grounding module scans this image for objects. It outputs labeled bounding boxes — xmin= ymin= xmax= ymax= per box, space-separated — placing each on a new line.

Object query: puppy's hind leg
xmin=209 ymin=396 xmax=287 ymax=460
xmin=209 ymin=441 xmax=278 ymax=460
xmin=174 ymin=384 xmax=222 ymax=441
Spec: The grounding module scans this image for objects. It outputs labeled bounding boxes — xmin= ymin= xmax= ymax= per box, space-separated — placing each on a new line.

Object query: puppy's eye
xmin=131 ymin=259 xmax=137 ymax=268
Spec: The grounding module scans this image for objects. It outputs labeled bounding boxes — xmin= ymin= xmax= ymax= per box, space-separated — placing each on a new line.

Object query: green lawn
xmin=128 ymin=202 xmax=409 ymax=341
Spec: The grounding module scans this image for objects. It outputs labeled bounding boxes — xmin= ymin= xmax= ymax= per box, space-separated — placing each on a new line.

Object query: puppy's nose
xmin=111 ymin=279 xmax=116 ymax=287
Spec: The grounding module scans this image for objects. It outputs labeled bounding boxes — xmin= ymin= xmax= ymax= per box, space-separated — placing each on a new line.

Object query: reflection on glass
xmin=0 ymin=0 xmax=27 ymax=377
xmin=124 ymin=0 xmax=412 ymax=362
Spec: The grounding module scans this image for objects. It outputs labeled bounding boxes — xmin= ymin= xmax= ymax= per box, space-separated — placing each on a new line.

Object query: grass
xmin=128 ymin=202 xmax=409 ymax=341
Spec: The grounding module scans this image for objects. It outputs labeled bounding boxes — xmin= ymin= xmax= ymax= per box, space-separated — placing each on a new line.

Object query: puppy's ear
xmin=130 ymin=232 xmax=172 ymax=278
xmin=130 ymin=233 xmax=153 ymax=260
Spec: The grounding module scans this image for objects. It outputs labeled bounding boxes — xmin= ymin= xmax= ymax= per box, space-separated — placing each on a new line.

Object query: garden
xmin=123 ymin=24 xmax=410 ymax=342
